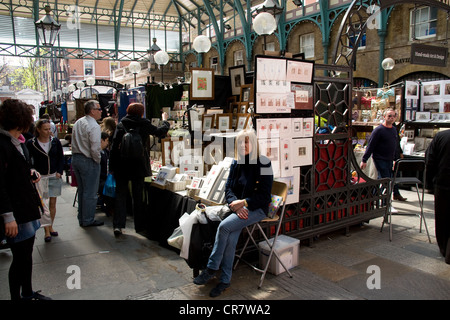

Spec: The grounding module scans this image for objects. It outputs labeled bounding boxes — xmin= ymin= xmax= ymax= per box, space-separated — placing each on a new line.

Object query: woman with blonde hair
xmin=193 ymin=128 xmax=273 ymax=297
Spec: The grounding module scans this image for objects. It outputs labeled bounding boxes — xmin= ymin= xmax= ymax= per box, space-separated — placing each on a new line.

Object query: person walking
xmin=0 ymin=99 xmax=51 ymax=300
xmin=360 ymin=108 xmax=407 ymax=202
xmin=109 ymin=103 xmax=169 ymax=236
xmin=425 ymin=129 xmax=450 ymax=264
xmin=193 ymin=129 xmax=273 ymax=297
xmin=71 ymin=100 xmax=103 ymax=227
xmin=27 ymin=118 xmax=65 ymax=242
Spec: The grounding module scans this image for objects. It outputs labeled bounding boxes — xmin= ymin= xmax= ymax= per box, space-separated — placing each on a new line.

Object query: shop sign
xmin=410 ymin=43 xmax=448 ymax=67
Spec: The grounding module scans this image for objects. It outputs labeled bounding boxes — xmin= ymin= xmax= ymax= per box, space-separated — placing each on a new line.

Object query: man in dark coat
xmin=425 ymin=129 xmax=450 ymax=264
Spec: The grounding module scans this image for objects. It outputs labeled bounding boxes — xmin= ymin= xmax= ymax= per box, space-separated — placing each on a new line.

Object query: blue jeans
xmin=72 ymin=153 xmax=100 ymax=226
xmin=373 ymin=159 xmax=400 ymax=196
xmin=207 ymin=208 xmax=266 ymax=284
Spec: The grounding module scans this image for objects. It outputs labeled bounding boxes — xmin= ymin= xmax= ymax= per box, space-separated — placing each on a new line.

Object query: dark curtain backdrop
xmin=145 ymin=84 xmax=184 ymax=119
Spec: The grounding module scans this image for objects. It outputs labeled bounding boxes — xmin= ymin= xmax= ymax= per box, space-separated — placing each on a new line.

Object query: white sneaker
xmin=390 ymin=206 xmax=398 ymax=213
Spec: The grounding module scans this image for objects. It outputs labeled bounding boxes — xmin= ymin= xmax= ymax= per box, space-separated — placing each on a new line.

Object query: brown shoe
xmin=393 ymin=195 xmax=407 ymax=201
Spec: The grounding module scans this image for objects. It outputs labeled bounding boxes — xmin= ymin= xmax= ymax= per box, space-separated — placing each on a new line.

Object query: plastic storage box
xmin=258 ymin=235 xmax=300 ymax=275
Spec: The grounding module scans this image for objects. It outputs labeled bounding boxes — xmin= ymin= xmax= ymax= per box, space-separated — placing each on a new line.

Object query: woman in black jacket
xmin=0 ymin=99 xmax=51 ymax=300
xmin=109 ymin=102 xmax=169 ymax=235
xmin=27 ymin=118 xmax=64 ymax=242
xmin=193 ymin=129 xmax=273 ymax=297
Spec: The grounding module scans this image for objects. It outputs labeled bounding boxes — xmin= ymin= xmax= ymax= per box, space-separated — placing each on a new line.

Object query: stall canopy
xmin=15 ymin=88 xmax=44 ymax=120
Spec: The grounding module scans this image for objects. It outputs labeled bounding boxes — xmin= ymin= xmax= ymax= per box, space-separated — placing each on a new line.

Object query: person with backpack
xmin=110 ymin=102 xmax=169 ymax=236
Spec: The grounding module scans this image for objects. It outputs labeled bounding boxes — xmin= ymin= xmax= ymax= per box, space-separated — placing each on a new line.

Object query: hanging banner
xmin=410 ymin=43 xmax=448 ymax=67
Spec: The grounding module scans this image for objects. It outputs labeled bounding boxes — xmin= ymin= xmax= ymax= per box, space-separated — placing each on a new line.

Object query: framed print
xmin=236 ymin=113 xmax=251 ymax=130
xmin=190 ymin=68 xmax=215 ymax=100
xmin=226 ymin=96 xmax=237 ymax=112
xmin=161 ymin=138 xmax=172 ymax=166
xmin=256 ymin=92 xmax=291 ymax=113
xmin=240 ymin=84 xmax=254 ymax=103
xmin=202 ymin=114 xmax=215 ymax=131
xmin=291 ymin=83 xmax=313 ymax=110
xmin=286 ymin=60 xmax=314 ymax=83
xmin=415 ymin=111 xmax=431 ymax=121
xmin=216 ymin=114 xmax=232 ymax=131
xmin=405 ymin=81 xmax=419 ymax=99
xmin=291 ymin=138 xmax=313 ymax=166
xmin=275 ymin=167 xmax=300 ymax=205
xmin=229 ymin=65 xmax=246 ymax=96
xmin=239 ymin=102 xmax=249 ymax=114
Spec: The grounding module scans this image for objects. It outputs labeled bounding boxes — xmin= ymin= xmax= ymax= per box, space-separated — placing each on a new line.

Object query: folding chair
xmin=381 ymin=159 xmax=431 ymax=243
xmin=234 ymin=181 xmax=293 ymax=289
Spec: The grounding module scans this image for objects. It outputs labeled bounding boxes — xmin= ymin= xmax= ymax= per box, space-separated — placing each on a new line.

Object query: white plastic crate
xmin=258 ymin=235 xmax=300 ymax=275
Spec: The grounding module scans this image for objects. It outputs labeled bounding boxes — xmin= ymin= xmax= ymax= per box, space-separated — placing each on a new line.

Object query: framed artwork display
xmin=202 ymin=114 xmax=215 ymax=131
xmin=239 ymin=102 xmax=249 ymax=114
xmin=161 ymin=138 xmax=172 ymax=166
xmin=216 ymin=114 xmax=232 ymax=131
xmin=286 ymin=60 xmax=314 ymax=83
xmin=226 ymin=96 xmax=237 ymax=112
xmin=291 ymin=83 xmax=313 ymax=110
xmin=229 ymin=65 xmax=246 ymax=96
xmin=161 ymin=137 xmax=188 ymax=166
xmin=240 ymin=84 xmax=254 ymax=103
xmin=190 ymin=68 xmax=215 ymax=100
xmin=236 ymin=113 xmax=251 ymax=130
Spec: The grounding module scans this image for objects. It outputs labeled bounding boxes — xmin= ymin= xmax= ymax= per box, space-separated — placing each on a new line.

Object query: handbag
xmin=103 ymin=173 xmax=116 ymax=198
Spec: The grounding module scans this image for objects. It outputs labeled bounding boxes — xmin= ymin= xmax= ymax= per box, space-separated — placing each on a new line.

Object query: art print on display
xmin=229 ymin=65 xmax=246 ymax=96
xmin=216 ymin=114 xmax=232 ymax=131
xmin=161 ymin=138 xmax=172 ymax=166
xmin=291 ymin=83 xmax=313 ymax=110
xmin=255 ymin=57 xmax=289 ymax=95
xmin=291 ymin=138 xmax=313 ymax=167
xmin=236 ymin=114 xmax=251 ymax=131
xmin=286 ymin=60 xmax=314 ymax=84
xmin=275 ymin=167 xmax=300 ymax=205
xmin=415 ymin=111 xmax=431 ymax=121
xmin=202 ymin=114 xmax=215 ymax=131
xmin=190 ymin=68 xmax=215 ymax=100
xmin=240 ymin=84 xmax=253 ymax=102
xmin=405 ymin=81 xmax=419 ymax=99
xmin=256 ymin=92 xmax=291 ymax=114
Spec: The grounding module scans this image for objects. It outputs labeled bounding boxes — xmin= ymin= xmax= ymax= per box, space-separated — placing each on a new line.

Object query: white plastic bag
xmin=35 ymin=179 xmax=52 ymax=228
xmin=167 ymin=226 xmax=183 ymax=250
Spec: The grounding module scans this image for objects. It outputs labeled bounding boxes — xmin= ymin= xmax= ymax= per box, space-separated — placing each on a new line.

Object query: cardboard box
xmin=258 ymin=235 xmax=299 ymax=275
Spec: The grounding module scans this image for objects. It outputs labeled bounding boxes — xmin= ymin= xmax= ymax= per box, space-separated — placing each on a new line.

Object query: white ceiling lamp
xmin=192 ymin=35 xmax=211 ymax=53
xmin=253 ymin=12 xmax=277 ymax=36
xmin=154 ymin=51 xmax=170 ymax=66
xmin=382 ymin=57 xmax=395 ymax=85
xmin=76 ymin=81 xmax=85 ymax=90
xmin=154 ymin=51 xmax=170 ymax=83
xmin=86 ymin=77 xmax=96 ymax=86
xmin=67 ymin=84 xmax=76 ymax=93
xmin=381 ymin=57 xmax=395 ymax=71
xmin=129 ymin=61 xmax=142 ymax=87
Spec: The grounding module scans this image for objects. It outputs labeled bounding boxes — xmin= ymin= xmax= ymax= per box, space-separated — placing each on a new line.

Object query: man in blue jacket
xmin=360 ymin=108 xmax=407 ymax=202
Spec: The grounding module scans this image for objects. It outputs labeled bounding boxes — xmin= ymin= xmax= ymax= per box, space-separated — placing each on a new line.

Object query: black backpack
xmin=119 ymin=123 xmax=144 ymax=160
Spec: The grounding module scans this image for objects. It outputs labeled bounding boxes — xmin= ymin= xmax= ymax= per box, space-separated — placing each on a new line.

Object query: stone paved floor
xmin=1 ymin=181 xmax=449 ymax=308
